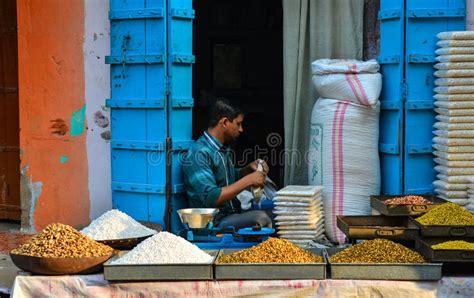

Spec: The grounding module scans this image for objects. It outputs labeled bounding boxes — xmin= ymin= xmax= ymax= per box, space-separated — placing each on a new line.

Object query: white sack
xmin=435 ymin=78 xmax=474 ymax=86
xmin=437 ymin=31 xmax=474 ymax=40
xmin=434 ymin=130 xmax=474 ymax=138
xmin=435 ymin=62 xmax=474 ymax=69
xmin=433 ymin=144 xmax=474 ymax=153
xmin=311 ymin=59 xmax=381 ymax=106
xmin=436 ymin=48 xmax=474 ymax=55
xmin=436 ymin=55 xmax=474 ymax=63
xmin=436 ymin=115 xmax=474 ymax=123
xmin=435 ymin=69 xmax=474 ymax=78
xmin=434 ymin=101 xmax=474 ymax=110
xmin=434 ymin=94 xmax=474 ymax=102
xmin=434 ymin=151 xmax=474 ymax=161
xmin=308 ymin=98 xmax=380 ymax=244
xmin=437 ymin=40 xmax=474 ymax=47
xmin=434 ymin=86 xmax=474 ymax=94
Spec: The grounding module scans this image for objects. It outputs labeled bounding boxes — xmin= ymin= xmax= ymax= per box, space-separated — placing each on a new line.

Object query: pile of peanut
xmin=11 ymin=223 xmax=113 ymax=258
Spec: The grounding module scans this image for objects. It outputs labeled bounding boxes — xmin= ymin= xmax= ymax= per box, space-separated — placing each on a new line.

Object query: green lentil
xmin=330 ymin=239 xmax=426 ymax=263
xmin=416 ymin=202 xmax=474 ymax=226
xmin=432 ymin=240 xmax=474 ymax=250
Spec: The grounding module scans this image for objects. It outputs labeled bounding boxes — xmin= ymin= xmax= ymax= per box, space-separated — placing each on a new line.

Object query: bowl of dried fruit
xmin=10 ymin=223 xmax=114 ymax=275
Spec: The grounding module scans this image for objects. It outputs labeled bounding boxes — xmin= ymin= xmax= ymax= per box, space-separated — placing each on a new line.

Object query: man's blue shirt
xmin=183 ymin=131 xmax=243 ymax=222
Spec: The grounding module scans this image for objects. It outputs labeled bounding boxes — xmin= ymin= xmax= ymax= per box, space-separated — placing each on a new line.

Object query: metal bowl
xmin=177 ymin=208 xmax=218 ymax=229
xmin=10 ymin=252 xmax=114 ymax=275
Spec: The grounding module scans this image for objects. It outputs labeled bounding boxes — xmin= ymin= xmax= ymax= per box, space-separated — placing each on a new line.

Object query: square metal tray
xmin=326 ymin=248 xmax=442 ymax=281
xmin=409 ymin=217 xmax=474 ymax=237
xmin=103 ymin=250 xmax=217 ymax=281
xmin=417 ymin=238 xmax=474 ymax=263
xmin=337 ymin=216 xmax=419 ymax=241
xmin=370 ymin=195 xmax=446 ymax=216
xmin=214 ymin=248 xmax=326 ymax=280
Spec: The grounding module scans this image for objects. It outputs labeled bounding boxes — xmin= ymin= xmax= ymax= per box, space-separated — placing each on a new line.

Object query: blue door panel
xmin=111 ymin=110 xmax=147 ymax=140
xmin=148 ymin=194 xmax=167 ymax=227
xmin=167 ymin=0 xmax=194 ymax=233
xmin=404 ymin=0 xmax=465 ymax=194
xmin=379 ymin=0 xmax=404 ymax=195
xmin=113 ymin=192 xmax=149 ymax=221
xmin=112 ymin=150 xmax=148 ymax=183
xmin=146 ymin=110 xmax=167 ymax=141
xmin=109 ymin=0 xmax=169 ymax=224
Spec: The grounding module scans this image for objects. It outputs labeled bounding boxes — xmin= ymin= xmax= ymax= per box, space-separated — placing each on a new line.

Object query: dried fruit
xmin=384 ymin=195 xmax=433 ymax=205
xmin=432 ymin=240 xmax=474 ymax=250
xmin=11 ymin=223 xmax=113 ymax=258
xmin=218 ymin=238 xmax=323 ymax=263
xmin=416 ymin=202 xmax=474 ymax=226
xmin=330 ymin=239 xmax=426 ymax=263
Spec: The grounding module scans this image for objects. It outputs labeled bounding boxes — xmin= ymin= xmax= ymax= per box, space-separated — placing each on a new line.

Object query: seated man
xmin=183 ymin=99 xmax=272 ymax=230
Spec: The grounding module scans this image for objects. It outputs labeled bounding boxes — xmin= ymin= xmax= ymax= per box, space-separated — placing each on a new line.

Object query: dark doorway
xmin=0 ymin=0 xmax=20 ymax=221
xmin=193 ymin=0 xmax=284 ymax=186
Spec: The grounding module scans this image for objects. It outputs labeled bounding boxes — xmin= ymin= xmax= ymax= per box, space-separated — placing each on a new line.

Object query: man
xmin=183 ymin=99 xmax=272 ymax=230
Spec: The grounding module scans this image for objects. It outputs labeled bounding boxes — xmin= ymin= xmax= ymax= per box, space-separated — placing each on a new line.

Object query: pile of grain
xmin=218 ymin=238 xmax=323 ymax=264
xmin=81 ymin=209 xmax=157 ymax=240
xmin=111 ymin=232 xmax=212 ymax=264
xmin=416 ymin=202 xmax=474 ymax=226
xmin=330 ymin=239 xmax=425 ymax=263
xmin=11 ymin=223 xmax=113 ymax=258
xmin=432 ymin=240 xmax=474 ymax=250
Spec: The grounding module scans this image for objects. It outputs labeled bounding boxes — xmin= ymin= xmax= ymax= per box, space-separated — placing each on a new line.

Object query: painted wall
xmin=84 ymin=0 xmax=112 ymax=220
xmin=16 ymin=0 xmax=113 ymax=231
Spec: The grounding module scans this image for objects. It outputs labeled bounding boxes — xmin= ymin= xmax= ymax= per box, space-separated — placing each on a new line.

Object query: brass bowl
xmin=177 ymin=208 xmax=218 ymax=229
xmin=10 ymin=252 xmax=114 ymax=275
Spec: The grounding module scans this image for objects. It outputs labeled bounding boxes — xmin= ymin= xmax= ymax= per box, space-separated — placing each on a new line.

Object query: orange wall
xmin=17 ymin=0 xmax=89 ymax=230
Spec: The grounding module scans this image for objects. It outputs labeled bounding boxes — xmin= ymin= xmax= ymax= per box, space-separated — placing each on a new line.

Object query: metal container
xmin=417 ymin=238 xmax=474 ymax=262
xmin=326 ymin=248 xmax=442 ymax=281
xmin=177 ymin=208 xmax=218 ymax=229
xmin=370 ymin=195 xmax=446 ymax=216
xmin=409 ymin=217 xmax=474 ymax=237
xmin=214 ymin=248 xmax=326 ymax=280
xmin=97 ymin=234 xmax=154 ymax=250
xmin=103 ymin=250 xmax=217 ymax=281
xmin=10 ymin=252 xmax=113 ymax=275
xmin=337 ymin=216 xmax=419 ymax=241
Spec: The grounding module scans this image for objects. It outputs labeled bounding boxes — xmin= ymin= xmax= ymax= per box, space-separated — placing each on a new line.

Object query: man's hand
xmin=249 ymin=159 xmax=269 ymax=174
xmin=244 ymin=171 xmax=266 ymax=188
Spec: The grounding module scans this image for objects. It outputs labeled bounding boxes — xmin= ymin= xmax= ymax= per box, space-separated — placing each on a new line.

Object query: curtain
xmin=283 ymin=0 xmax=364 ymax=185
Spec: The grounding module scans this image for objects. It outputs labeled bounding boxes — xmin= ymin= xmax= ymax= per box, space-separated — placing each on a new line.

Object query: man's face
xmin=223 ymin=114 xmax=244 ymax=142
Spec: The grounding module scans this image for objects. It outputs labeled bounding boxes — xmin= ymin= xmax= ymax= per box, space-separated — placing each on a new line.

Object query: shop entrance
xmin=0 ymin=0 xmax=20 ymax=221
xmin=192 ymin=0 xmax=284 ymax=186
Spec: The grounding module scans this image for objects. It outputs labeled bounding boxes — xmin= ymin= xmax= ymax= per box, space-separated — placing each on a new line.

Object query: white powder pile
xmin=81 ymin=209 xmax=157 ymax=240
xmin=111 ymin=231 xmax=213 ymax=264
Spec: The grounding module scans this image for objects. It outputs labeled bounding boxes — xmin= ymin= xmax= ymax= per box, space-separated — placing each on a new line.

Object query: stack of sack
xmin=433 ymin=31 xmax=474 ymax=208
xmin=273 ymin=185 xmax=324 ymax=246
xmin=308 ymin=59 xmax=381 ymax=244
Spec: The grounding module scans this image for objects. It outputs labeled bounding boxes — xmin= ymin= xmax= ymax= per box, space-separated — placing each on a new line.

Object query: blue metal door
xmin=378 ymin=0 xmax=405 ymax=194
xmin=404 ymin=0 xmax=465 ymax=194
xmin=107 ymin=0 xmax=193 ymax=231
xmin=379 ymin=0 xmax=466 ymax=195
xmin=167 ymin=0 xmax=195 ymax=233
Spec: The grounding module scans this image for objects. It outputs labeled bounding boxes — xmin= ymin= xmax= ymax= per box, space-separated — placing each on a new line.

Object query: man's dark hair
xmin=208 ymin=98 xmax=244 ymax=128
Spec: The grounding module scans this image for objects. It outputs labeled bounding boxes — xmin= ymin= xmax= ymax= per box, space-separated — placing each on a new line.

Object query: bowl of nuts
xmin=10 ymin=223 xmax=114 ymax=275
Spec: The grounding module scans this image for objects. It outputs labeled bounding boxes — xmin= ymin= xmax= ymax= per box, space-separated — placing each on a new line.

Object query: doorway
xmin=0 ymin=0 xmax=20 ymax=221
xmin=192 ymin=0 xmax=284 ymax=186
